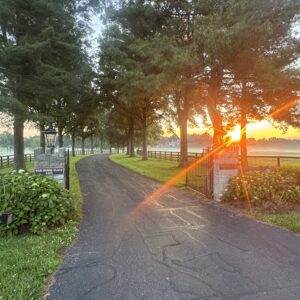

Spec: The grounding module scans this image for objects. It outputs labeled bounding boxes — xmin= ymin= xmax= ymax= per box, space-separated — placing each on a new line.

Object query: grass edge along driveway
xmin=0 ymin=155 xmax=90 ymax=300
xmin=110 ymin=154 xmax=300 ymax=234
xmin=110 ymin=153 xmax=185 ymax=186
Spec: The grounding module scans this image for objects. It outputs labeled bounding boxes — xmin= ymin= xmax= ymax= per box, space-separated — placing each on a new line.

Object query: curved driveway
xmin=47 ymin=155 xmax=300 ymax=300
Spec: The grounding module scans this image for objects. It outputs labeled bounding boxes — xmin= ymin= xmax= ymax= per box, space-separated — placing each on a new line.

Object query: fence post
xmin=0 ymin=157 xmax=2 ymax=168
xmin=7 ymin=156 xmax=9 ymax=167
xmin=277 ymin=157 xmax=281 ymax=168
xmin=159 ymin=151 xmax=161 ymax=159
xmin=171 ymin=152 xmax=173 ymax=161
xmin=164 ymin=152 xmax=166 ymax=160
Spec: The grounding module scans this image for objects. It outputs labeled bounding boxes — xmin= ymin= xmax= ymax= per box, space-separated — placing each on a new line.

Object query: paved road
xmin=47 ymin=155 xmax=300 ymax=300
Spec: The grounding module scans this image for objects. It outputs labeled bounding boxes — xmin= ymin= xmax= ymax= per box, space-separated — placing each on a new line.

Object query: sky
xmin=184 ymin=119 xmax=300 ymax=140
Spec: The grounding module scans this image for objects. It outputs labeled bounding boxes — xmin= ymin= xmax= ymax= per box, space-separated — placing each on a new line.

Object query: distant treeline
xmin=247 ymin=137 xmax=300 ymax=146
xmin=159 ymin=134 xmax=300 ymax=148
xmin=0 ymin=132 xmax=103 ymax=151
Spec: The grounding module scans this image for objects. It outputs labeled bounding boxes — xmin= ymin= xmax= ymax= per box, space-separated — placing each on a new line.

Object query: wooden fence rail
xmin=0 ymin=148 xmax=114 ymax=169
xmin=0 ymin=154 xmax=33 ymax=169
xmin=137 ymin=150 xmax=300 ymax=168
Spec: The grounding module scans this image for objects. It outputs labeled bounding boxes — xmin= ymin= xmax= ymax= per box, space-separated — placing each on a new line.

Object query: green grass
xmin=110 ymin=153 xmax=185 ymax=186
xmin=256 ymin=212 xmax=300 ymax=234
xmin=111 ymin=154 xmax=300 ymax=234
xmin=0 ymin=155 xmax=89 ymax=300
xmin=0 ymin=162 xmax=34 ymax=174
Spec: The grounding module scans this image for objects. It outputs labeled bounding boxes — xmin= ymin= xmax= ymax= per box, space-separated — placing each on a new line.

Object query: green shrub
xmin=222 ymin=170 xmax=300 ymax=206
xmin=0 ymin=170 xmax=73 ymax=235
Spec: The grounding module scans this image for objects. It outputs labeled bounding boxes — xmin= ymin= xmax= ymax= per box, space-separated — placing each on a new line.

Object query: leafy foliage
xmin=222 ymin=170 xmax=300 ymax=206
xmin=0 ymin=171 xmax=73 ymax=235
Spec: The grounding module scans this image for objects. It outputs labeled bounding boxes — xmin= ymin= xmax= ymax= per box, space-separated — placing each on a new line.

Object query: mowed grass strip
xmin=110 ymin=153 xmax=185 ymax=186
xmin=0 ymin=155 xmax=88 ymax=300
xmin=256 ymin=212 xmax=300 ymax=234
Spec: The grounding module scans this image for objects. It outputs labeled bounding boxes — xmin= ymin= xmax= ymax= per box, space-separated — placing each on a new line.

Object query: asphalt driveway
xmin=46 ymin=155 xmax=300 ymax=300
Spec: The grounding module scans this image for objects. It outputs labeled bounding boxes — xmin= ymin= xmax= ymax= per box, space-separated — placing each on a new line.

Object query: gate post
xmin=213 ymin=144 xmax=239 ymax=201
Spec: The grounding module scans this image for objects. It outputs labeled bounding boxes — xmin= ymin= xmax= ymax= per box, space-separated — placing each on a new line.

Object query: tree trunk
xmin=129 ymin=116 xmax=135 ymax=157
xmin=71 ymin=130 xmax=76 ymax=157
xmin=207 ymin=70 xmax=225 ymax=147
xmin=99 ymin=134 xmax=103 ymax=153
xmin=58 ymin=125 xmax=63 ymax=148
xmin=91 ymin=134 xmax=94 ymax=154
xmin=13 ymin=115 xmax=25 ymax=170
xmin=40 ymin=124 xmax=45 ymax=153
xmin=141 ymin=110 xmax=148 ymax=160
xmin=240 ymin=83 xmax=249 ymax=169
xmin=81 ymin=131 xmax=85 ymax=155
xmin=179 ymin=112 xmax=188 ymax=167
xmin=58 ymin=126 xmax=63 ymax=148
xmin=117 ymin=141 xmax=120 ymax=153
xmin=126 ymin=136 xmax=130 ymax=155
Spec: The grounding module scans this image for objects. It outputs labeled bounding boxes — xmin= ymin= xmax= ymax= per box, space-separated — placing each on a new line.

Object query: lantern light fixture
xmin=42 ymin=123 xmax=57 ymax=153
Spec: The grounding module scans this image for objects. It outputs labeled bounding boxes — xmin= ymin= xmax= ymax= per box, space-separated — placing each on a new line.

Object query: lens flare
xmin=226 ymin=126 xmax=241 ymax=142
xmin=122 ymin=141 xmax=233 ymax=229
xmin=270 ymin=98 xmax=299 ymax=118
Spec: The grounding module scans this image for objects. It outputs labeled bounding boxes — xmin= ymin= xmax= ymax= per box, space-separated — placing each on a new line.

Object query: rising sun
xmin=227 ymin=126 xmax=241 ymax=142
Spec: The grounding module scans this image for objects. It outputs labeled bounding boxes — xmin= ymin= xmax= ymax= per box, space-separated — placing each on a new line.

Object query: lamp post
xmin=42 ymin=123 xmax=57 ymax=153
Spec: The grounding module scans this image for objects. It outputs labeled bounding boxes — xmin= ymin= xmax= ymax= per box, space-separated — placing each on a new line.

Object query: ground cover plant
xmin=0 ymin=155 xmax=88 ymax=300
xmin=0 ymin=171 xmax=73 ymax=235
xmin=222 ymin=169 xmax=300 ymax=233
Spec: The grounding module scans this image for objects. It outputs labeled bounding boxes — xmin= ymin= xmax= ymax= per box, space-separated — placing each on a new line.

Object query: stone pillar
xmin=34 ymin=148 xmax=66 ymax=185
xmin=213 ymin=144 xmax=239 ymax=201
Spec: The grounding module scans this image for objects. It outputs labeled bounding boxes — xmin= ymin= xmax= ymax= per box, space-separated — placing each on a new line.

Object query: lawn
xmin=110 ymin=153 xmax=185 ymax=186
xmin=0 ymin=155 xmax=89 ymax=300
xmin=0 ymin=161 xmax=34 ymax=174
xmin=111 ymin=153 xmax=300 ymax=234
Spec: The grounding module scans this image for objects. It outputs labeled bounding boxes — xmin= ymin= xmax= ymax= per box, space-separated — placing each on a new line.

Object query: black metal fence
xmin=137 ymin=149 xmax=214 ymax=198
xmin=65 ymin=150 xmax=70 ymax=190
xmin=185 ymin=149 xmax=214 ymax=198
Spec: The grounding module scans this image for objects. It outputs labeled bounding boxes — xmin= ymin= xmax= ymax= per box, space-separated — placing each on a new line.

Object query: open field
xmin=0 ymin=155 xmax=88 ymax=300
xmin=248 ymin=157 xmax=300 ymax=171
xmin=111 ymin=154 xmax=300 ymax=234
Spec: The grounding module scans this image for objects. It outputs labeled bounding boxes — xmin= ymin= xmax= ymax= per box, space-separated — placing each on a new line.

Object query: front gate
xmin=186 ymin=149 xmax=214 ymax=198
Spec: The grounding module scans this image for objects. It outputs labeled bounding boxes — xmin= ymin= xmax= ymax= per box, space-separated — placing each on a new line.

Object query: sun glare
xmin=227 ymin=126 xmax=241 ymax=142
